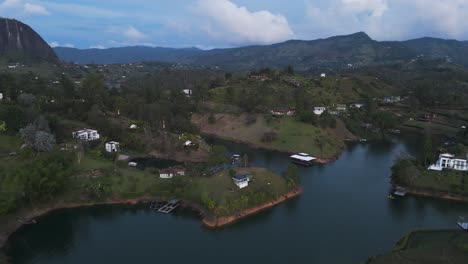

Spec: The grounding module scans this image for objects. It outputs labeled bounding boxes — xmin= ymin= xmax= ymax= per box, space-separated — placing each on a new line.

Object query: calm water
xmin=6 ymin=135 xmax=468 ymax=264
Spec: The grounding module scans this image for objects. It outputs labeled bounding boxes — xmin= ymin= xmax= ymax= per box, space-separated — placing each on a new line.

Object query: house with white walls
xmin=313 ymin=107 xmax=326 ymax=115
xmin=428 ymin=153 xmax=468 ymax=172
xmin=72 ymin=129 xmax=100 ymax=141
xmin=105 ymin=141 xmax=119 ymax=153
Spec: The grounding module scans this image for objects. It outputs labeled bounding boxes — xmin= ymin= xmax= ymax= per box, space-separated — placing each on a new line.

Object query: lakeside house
xmin=313 ymin=107 xmax=326 ymax=115
xmin=160 ymin=167 xmax=186 ymax=179
xmin=105 ymin=141 xmax=120 ymax=153
xmin=72 ymin=129 xmax=100 ymax=141
xmin=232 ymin=174 xmax=251 ymax=189
xmin=350 ymin=103 xmax=365 ymax=109
xmin=270 ymin=108 xmax=296 ymax=117
xmin=428 ymin=153 xmax=468 ymax=172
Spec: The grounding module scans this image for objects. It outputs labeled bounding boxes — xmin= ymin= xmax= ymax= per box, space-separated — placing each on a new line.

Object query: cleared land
xmin=192 ymin=113 xmax=352 ymax=159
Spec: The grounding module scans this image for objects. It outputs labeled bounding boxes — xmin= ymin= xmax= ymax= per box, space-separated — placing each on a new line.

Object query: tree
xmin=373 ymin=111 xmax=397 ymax=138
xmin=284 ymin=164 xmax=300 ymax=189
xmin=60 ymin=75 xmax=76 ymax=99
xmin=0 ymin=121 xmax=5 ymax=133
xmin=17 ymin=93 xmax=37 ymax=107
xmin=20 ymin=116 xmax=56 ymax=152
xmin=208 ymin=145 xmax=227 ymax=166
xmin=422 ymin=130 xmax=433 ymax=166
xmin=285 ymin=65 xmax=294 ymax=75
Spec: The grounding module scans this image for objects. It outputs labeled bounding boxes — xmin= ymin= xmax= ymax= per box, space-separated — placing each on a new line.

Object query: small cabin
xmin=72 ymin=129 xmax=100 ymax=141
xmin=232 ymin=174 xmax=250 ymax=189
xmin=105 ymin=141 xmax=119 ymax=153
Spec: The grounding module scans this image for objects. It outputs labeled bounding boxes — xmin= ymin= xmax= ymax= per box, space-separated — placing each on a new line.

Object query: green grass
xmin=403 ymin=120 xmax=459 ymax=136
xmin=0 ymin=135 xmax=21 ymax=154
xmin=266 ymin=117 xmax=344 ymax=158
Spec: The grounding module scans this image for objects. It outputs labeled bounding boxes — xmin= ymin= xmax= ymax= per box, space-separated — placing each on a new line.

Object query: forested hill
xmin=55 ymin=32 xmax=468 ymax=71
xmin=0 ymin=18 xmax=57 ymax=62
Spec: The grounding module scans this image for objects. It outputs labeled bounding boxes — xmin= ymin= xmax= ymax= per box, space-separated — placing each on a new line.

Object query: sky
xmin=1 ymin=0 xmax=468 ymax=49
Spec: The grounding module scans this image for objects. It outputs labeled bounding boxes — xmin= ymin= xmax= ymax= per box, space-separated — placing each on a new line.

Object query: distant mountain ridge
xmin=0 ymin=18 xmax=57 ymax=62
xmin=55 ymin=32 xmax=468 ymax=71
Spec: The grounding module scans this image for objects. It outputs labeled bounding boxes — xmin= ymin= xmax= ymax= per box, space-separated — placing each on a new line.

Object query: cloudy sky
xmin=1 ymin=0 xmax=468 ymax=49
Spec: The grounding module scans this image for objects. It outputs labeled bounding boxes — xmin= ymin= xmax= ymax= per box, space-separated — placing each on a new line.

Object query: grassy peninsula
xmin=366 ymin=230 xmax=468 ymax=264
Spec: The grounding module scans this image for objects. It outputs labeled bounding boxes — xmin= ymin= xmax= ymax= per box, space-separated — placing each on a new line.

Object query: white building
xmin=72 ymin=129 xmax=100 ymax=141
xmin=232 ymin=174 xmax=250 ymax=189
xmin=313 ymin=107 xmax=326 ymax=115
xmin=183 ymin=89 xmax=192 ymax=97
xmin=350 ymin=103 xmax=365 ymax=109
xmin=105 ymin=141 xmax=119 ymax=153
xmin=320 ymin=73 xmax=326 ymax=78
xmin=428 ymin=153 xmax=468 ymax=172
xmin=160 ymin=167 xmax=186 ymax=179
xmin=0 ymin=93 xmax=3 ymax=100
xmin=129 ymin=124 xmax=138 ymax=129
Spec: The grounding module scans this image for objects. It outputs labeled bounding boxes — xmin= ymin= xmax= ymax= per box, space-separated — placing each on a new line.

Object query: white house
xmin=313 ymin=107 xmax=327 ymax=115
xmin=184 ymin=140 xmax=196 ymax=147
xmin=183 ymin=89 xmax=192 ymax=97
xmin=105 ymin=141 xmax=119 ymax=153
xmin=320 ymin=73 xmax=326 ymax=78
xmin=72 ymin=129 xmax=100 ymax=141
xmin=0 ymin=93 xmax=3 ymax=100
xmin=428 ymin=153 xmax=468 ymax=172
xmin=160 ymin=167 xmax=186 ymax=179
xmin=129 ymin=124 xmax=138 ymax=129
xmin=232 ymin=174 xmax=250 ymax=189
xmin=350 ymin=103 xmax=365 ymax=109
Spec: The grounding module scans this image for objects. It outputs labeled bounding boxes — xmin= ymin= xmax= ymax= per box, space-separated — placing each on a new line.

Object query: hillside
xmin=0 ymin=18 xmax=57 ymax=62
xmin=55 ymin=32 xmax=468 ymax=71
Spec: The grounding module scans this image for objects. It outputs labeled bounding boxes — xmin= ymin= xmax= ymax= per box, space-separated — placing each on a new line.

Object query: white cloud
xmin=90 ymin=45 xmax=106 ymax=49
xmin=123 ymin=26 xmax=147 ymax=42
xmin=49 ymin=41 xmax=59 ymax=48
xmin=194 ymin=0 xmax=293 ymax=45
xmin=24 ymin=2 xmax=49 ymax=15
xmin=302 ymin=0 xmax=468 ymax=40
xmin=39 ymin=1 xmax=124 ymax=19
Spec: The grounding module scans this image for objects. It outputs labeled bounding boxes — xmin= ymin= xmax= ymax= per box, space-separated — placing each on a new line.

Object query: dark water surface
xmin=6 ymin=135 xmax=468 ymax=264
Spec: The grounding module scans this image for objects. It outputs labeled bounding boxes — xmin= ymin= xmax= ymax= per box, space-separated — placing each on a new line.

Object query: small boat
xmin=387 ymin=195 xmax=395 ymax=200
xmin=359 ymin=138 xmax=368 ymax=142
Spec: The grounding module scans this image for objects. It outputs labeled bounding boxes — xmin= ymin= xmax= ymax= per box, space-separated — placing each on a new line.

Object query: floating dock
xmin=158 ymin=199 xmax=180 ymax=214
xmin=394 ymin=187 xmax=407 ymax=197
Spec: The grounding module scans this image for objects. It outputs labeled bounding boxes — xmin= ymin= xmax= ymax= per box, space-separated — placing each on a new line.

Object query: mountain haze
xmin=0 ymin=18 xmax=57 ymax=62
xmin=54 ymin=32 xmax=468 ymax=71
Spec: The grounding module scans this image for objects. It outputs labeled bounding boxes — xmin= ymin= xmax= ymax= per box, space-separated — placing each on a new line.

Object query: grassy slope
xmin=192 ymin=113 xmax=347 ymax=158
xmin=367 ymin=230 xmax=468 ymax=264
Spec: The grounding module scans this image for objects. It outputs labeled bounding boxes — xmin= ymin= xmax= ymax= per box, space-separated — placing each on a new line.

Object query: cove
xmin=6 ymin=134 xmax=468 ymax=264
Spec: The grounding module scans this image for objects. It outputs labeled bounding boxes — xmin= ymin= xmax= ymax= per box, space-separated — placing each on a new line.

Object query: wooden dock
xmin=394 ymin=187 xmax=407 ymax=197
xmin=158 ymin=199 xmax=180 ymax=214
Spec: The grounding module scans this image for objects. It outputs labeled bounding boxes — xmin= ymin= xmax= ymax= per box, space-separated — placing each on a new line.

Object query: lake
xmin=6 ymin=134 xmax=468 ymax=264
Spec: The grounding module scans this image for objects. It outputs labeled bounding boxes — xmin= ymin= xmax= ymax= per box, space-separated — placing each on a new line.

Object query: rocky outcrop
xmin=0 ymin=18 xmax=57 ymax=62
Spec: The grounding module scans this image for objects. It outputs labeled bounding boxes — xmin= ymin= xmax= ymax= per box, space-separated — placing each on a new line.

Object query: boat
xmin=387 ymin=195 xmax=395 ymax=199
xmin=231 ymin=154 xmax=241 ymax=164
xmin=359 ymin=138 xmax=367 ymax=142
xmin=290 ymin=153 xmax=316 ymax=166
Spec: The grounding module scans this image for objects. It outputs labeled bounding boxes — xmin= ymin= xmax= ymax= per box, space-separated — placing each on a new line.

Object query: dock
xmin=158 ymin=199 xmax=180 ymax=214
xmin=394 ymin=187 xmax=407 ymax=197
xmin=458 ymin=216 xmax=468 ymax=230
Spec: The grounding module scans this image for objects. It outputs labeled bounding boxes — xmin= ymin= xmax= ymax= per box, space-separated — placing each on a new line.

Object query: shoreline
xmin=202 ymin=132 xmax=340 ymax=164
xmin=0 ymin=189 xmax=302 ymax=250
xmin=201 ymin=188 xmax=302 ymax=228
xmin=393 ymin=184 xmax=468 ymax=202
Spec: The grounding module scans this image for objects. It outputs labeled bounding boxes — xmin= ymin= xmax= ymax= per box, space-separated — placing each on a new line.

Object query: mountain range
xmin=55 ymin=32 xmax=468 ymax=71
xmin=0 ymin=17 xmax=57 ymax=62
xmin=1 ymin=17 xmax=467 ymax=71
